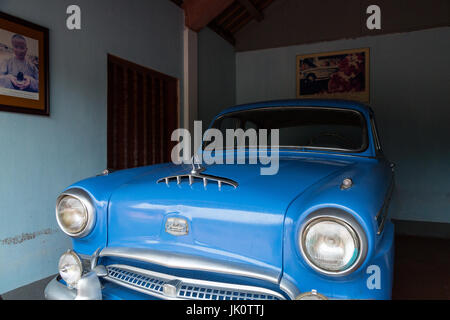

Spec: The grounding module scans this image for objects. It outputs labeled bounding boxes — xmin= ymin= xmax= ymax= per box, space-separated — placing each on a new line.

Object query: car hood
xmin=106 ymin=157 xmax=355 ymax=277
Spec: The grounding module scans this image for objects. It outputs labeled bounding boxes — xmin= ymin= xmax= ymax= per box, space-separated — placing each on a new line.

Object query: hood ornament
xmin=157 ymin=155 xmax=238 ymax=190
xmin=191 ymin=155 xmax=205 ymax=175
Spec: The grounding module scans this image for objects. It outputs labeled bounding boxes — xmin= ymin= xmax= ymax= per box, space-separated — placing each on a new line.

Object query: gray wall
xmin=198 ymin=28 xmax=236 ymax=127
xmin=236 ymin=27 xmax=450 ymax=223
xmin=0 ymin=0 xmax=183 ymax=293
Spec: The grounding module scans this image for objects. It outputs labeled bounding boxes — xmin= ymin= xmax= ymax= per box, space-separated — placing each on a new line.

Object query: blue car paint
xmin=63 ymin=99 xmax=395 ymax=299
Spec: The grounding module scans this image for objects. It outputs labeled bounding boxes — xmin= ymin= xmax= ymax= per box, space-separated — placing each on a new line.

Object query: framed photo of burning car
xmin=296 ymin=48 xmax=370 ymax=103
xmin=0 ymin=12 xmax=49 ymax=116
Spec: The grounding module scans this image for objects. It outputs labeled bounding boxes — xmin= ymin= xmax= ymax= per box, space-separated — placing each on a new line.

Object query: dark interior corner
xmin=393 ymin=235 xmax=450 ymax=299
xmin=392 ymin=220 xmax=450 ymax=299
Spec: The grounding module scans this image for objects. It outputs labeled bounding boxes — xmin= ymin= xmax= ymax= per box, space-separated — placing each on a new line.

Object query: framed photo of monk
xmin=296 ymin=48 xmax=370 ymax=103
xmin=0 ymin=12 xmax=49 ymax=116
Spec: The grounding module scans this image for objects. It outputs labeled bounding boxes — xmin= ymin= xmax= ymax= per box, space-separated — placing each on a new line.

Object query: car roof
xmin=215 ymin=99 xmax=372 ymax=119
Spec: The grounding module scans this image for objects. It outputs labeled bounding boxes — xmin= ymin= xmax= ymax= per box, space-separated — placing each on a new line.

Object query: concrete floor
xmin=1 ymin=274 xmax=55 ymax=300
xmin=1 ymin=235 xmax=449 ymax=300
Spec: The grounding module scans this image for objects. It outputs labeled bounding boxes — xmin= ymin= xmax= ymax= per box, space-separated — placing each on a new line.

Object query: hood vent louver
xmin=157 ymin=167 xmax=238 ymax=190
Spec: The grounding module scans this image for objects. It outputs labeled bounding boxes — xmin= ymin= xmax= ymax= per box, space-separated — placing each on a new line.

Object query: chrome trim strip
xmin=157 ymin=172 xmax=238 ymax=189
xmin=157 ymin=165 xmax=238 ymax=190
xmin=103 ymin=264 xmax=286 ymax=300
xmin=375 ymin=180 xmax=394 ymax=221
xmin=55 ymin=188 xmax=96 ymax=238
xmin=376 ymin=179 xmax=394 ymax=235
xmin=377 ymin=214 xmax=387 ymax=236
xmin=99 ymin=247 xmax=279 ymax=285
xmin=90 ymin=248 xmax=101 ymax=270
xmin=279 ymin=276 xmax=301 ymax=299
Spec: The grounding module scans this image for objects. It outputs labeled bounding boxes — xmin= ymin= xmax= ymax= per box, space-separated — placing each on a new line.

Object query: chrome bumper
xmin=45 ymin=246 xmax=301 ymax=300
xmin=44 ymin=272 xmax=102 ymax=300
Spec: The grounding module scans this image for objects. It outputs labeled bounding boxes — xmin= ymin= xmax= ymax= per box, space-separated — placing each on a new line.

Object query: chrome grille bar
xmin=104 ymin=265 xmax=285 ymax=300
xmin=157 ymin=166 xmax=238 ymax=190
xmin=157 ymin=173 xmax=238 ymax=189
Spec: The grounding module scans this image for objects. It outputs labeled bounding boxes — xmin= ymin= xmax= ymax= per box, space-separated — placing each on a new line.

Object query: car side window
xmin=244 ymin=120 xmax=258 ymax=131
xmin=219 ymin=117 xmax=240 ymax=133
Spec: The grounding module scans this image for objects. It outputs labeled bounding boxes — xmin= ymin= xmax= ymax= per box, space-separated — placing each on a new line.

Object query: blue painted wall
xmin=236 ymin=27 xmax=450 ymax=224
xmin=0 ymin=0 xmax=184 ymax=293
xmin=198 ymin=28 xmax=236 ymax=127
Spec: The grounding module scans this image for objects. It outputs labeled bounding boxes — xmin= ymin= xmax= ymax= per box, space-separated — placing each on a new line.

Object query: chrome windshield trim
xmin=99 ymin=247 xmax=279 ymax=285
xmin=210 ymin=106 xmax=369 ymax=154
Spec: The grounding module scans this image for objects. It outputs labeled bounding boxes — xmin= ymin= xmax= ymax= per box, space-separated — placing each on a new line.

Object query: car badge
xmin=165 ymin=217 xmax=189 ymax=236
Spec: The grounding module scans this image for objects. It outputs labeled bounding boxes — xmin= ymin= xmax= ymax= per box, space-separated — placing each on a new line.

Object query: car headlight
xmin=58 ymin=250 xmax=83 ymax=288
xmin=56 ymin=188 xmax=96 ymax=238
xmin=299 ymin=209 xmax=367 ymax=276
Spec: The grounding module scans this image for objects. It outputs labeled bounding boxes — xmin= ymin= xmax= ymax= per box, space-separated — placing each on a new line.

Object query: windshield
xmin=209 ymin=107 xmax=368 ymax=152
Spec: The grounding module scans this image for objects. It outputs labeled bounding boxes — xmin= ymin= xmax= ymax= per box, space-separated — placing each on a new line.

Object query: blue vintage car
xmin=45 ymin=99 xmax=395 ymax=300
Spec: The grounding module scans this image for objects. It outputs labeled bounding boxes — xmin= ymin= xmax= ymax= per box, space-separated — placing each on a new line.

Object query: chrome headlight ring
xmin=56 ymin=188 xmax=96 ymax=238
xmin=298 ymin=208 xmax=368 ymax=277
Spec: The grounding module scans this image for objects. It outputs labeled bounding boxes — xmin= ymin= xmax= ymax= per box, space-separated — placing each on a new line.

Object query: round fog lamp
xmin=58 ymin=250 xmax=83 ymax=288
xmin=295 ymin=290 xmax=327 ymax=300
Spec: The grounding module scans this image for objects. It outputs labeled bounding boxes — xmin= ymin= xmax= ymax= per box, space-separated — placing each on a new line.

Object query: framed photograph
xmin=296 ymin=48 xmax=369 ymax=102
xmin=0 ymin=12 xmax=49 ymax=115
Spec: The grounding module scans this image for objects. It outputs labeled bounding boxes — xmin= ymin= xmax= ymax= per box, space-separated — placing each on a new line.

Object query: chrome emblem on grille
xmin=165 ymin=217 xmax=189 ymax=236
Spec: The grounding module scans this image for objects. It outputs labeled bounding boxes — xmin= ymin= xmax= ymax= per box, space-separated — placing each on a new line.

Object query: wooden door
xmin=107 ymin=54 xmax=179 ymax=170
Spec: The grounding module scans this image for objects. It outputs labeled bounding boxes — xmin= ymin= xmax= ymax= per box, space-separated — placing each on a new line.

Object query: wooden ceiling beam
xmin=237 ymin=0 xmax=264 ymax=22
xmin=208 ymin=21 xmax=236 ymax=46
xmin=182 ymin=0 xmax=235 ymax=32
xmin=222 ymin=7 xmax=247 ymax=30
xmin=229 ymin=14 xmax=252 ymax=34
xmin=215 ymin=3 xmax=242 ymax=26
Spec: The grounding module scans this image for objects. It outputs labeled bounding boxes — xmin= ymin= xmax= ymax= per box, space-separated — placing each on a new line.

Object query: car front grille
xmin=177 ymin=284 xmax=279 ymax=300
xmin=104 ymin=265 xmax=285 ymax=300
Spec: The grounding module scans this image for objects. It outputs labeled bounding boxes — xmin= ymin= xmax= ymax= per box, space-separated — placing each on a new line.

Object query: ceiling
xmin=170 ymin=0 xmax=276 ymax=45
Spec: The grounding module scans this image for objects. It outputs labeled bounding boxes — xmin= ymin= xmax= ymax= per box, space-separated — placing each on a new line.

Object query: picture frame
xmin=296 ymin=48 xmax=370 ymax=103
xmin=0 ymin=11 xmax=49 ymax=116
